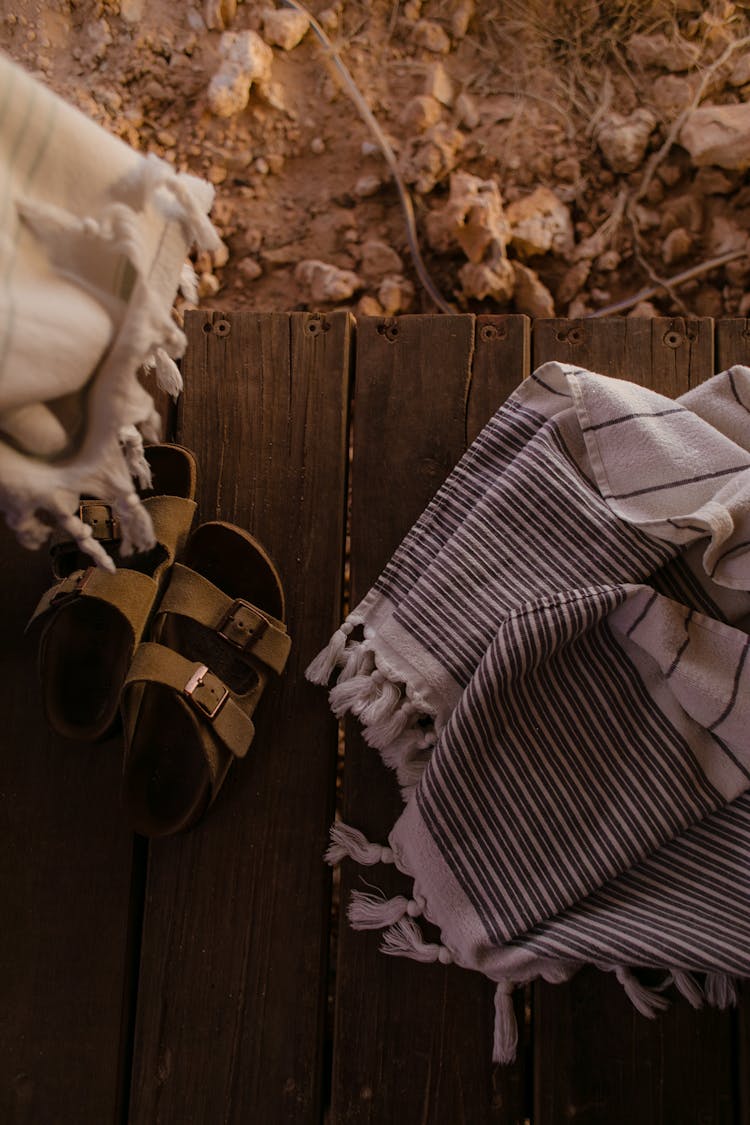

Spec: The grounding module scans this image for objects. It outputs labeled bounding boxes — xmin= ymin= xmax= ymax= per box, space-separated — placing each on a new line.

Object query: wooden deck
xmin=3 ymin=312 xmax=750 ymax=1124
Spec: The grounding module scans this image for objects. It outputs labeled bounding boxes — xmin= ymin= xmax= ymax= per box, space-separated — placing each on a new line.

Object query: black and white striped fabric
xmin=307 ymin=360 xmax=750 ymax=1061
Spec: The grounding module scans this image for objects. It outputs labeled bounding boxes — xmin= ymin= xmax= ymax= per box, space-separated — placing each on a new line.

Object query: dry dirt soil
xmin=4 ymin=0 xmax=750 ymax=322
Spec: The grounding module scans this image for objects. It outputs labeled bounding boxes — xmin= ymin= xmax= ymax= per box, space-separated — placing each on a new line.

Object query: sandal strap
xmin=49 ymin=494 xmax=197 ymax=579
xmin=124 ymin=642 xmax=255 ymax=760
xmin=157 ymin=563 xmax=291 ymax=675
xmin=27 ymin=566 xmax=158 ymax=640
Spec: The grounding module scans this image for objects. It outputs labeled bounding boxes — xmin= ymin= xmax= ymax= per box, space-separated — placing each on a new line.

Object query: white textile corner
xmin=0 ymin=51 xmax=219 ymax=569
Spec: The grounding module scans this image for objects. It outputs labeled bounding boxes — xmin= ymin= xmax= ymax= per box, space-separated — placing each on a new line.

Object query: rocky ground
xmin=4 ymin=0 xmax=750 ymax=321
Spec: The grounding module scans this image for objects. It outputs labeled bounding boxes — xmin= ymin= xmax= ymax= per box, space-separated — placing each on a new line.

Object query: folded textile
xmin=0 ymin=51 xmax=219 ymax=569
xmin=308 ymin=359 xmax=750 ymax=1063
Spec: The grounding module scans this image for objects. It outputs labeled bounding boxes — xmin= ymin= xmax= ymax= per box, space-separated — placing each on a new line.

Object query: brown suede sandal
xmin=121 ymin=521 xmax=291 ymax=837
xmin=28 ymin=444 xmax=197 ymax=742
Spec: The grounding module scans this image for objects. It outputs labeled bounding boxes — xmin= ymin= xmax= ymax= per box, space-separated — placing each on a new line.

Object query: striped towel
xmin=0 ymin=51 xmax=218 ymax=570
xmin=308 ymin=359 xmax=750 ymax=1062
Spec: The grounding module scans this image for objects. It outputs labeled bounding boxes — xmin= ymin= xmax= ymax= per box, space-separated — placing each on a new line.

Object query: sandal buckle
xmin=218 ymin=598 xmax=269 ymax=652
xmin=50 ymin=567 xmax=94 ymax=604
xmin=184 ymin=663 xmax=229 ymax=720
xmin=79 ymin=501 xmax=121 ymax=541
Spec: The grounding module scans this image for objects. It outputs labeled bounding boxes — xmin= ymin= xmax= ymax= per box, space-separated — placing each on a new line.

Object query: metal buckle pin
xmin=184 ymin=664 xmax=229 ymax=720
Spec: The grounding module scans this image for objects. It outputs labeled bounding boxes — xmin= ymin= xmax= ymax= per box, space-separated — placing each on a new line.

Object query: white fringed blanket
xmin=308 ymin=359 xmax=750 ymax=1063
xmin=0 ymin=52 xmax=218 ymax=569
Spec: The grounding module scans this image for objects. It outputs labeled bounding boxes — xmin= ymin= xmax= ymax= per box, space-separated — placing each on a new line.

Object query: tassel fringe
xmin=348 ymin=891 xmax=424 ymax=930
xmin=705 ymin=972 xmax=738 ymax=1009
xmin=614 ymin=967 xmax=670 ymax=1018
xmin=670 ymin=970 xmax=704 ymax=1009
xmin=380 ymin=917 xmax=453 ymax=965
xmin=324 ymin=822 xmax=394 ymax=867
xmin=493 ymin=983 xmax=518 ymax=1065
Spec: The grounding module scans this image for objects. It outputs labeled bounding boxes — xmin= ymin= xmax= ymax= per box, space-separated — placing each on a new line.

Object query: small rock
xmin=730 ymin=54 xmax=750 ymax=87
xmin=262 ymin=8 xmax=309 ymax=51
xmin=413 ymin=19 xmax=451 ymax=54
xmin=512 ymin=261 xmax=555 ymax=318
xmin=319 ymin=8 xmax=339 ymax=33
xmin=310 ymin=136 xmax=326 ymax=154
xmin=739 ymin=291 xmax=750 ymax=318
xmin=295 ymin=259 xmax=363 ymax=303
xmin=266 ymin=152 xmax=284 ymax=174
xmin=680 ymin=103 xmax=750 ymax=170
xmin=459 ymin=259 xmax=515 ymax=303
xmin=554 ymin=157 xmax=581 ymax=183
xmin=661 ymin=226 xmax=692 ymax=265
xmin=238 ymin=256 xmax=263 ymax=280
xmin=401 ymin=94 xmax=442 ymax=133
xmin=425 ymin=171 xmax=510 ymax=262
xmin=644 ymin=178 xmax=665 ymax=204
xmin=398 ymin=122 xmax=464 ymax=194
xmin=693 ymin=167 xmax=735 ymax=194
xmin=626 ymin=32 xmax=700 ymax=72
xmin=355 ymin=174 xmax=382 ymax=197
xmin=705 ymin=214 xmax=748 ymax=257
xmin=451 ymin=0 xmax=474 ymax=38
xmin=657 ymin=160 xmax=684 ymax=187
xmin=358 ymin=295 xmax=384 ymax=317
xmin=208 ymin=164 xmax=227 ymax=184
xmin=455 ymin=91 xmax=479 ymax=130
xmin=567 ymin=296 xmax=590 ymax=318
xmin=424 ymin=63 xmax=453 ymax=107
xmin=557 ymin=260 xmax=591 ymax=305
xmin=650 ymin=74 xmax=698 ymax=119
xmin=360 ymin=239 xmax=404 ymax=279
xmin=659 ymin=192 xmax=703 ymax=235
xmin=378 ymin=275 xmax=415 ymax=316
xmin=507 ymin=186 xmax=574 ymax=258
xmin=120 ymin=0 xmax=146 ymax=23
xmin=212 ymin=241 xmax=230 ymax=269
xmin=596 ymin=250 xmax=621 ymax=272
xmin=207 ymin=30 xmax=273 ymax=118
xmin=403 ymin=0 xmax=422 ymax=20
xmin=628 ymin=300 xmax=660 ymax=318
xmin=361 ymin=141 xmax=380 ymax=157
xmin=204 ymin=0 xmax=237 ymax=30
xmin=255 ymin=157 xmax=270 ymax=175
xmin=595 ymin=108 xmax=656 ymax=173
xmin=198 ymin=272 xmax=221 ymax=298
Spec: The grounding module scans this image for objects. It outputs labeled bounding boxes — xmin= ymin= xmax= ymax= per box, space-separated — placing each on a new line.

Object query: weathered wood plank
xmin=332 ymin=314 xmax=530 ymax=1125
xmin=532 ymin=316 xmax=735 ymax=1125
xmin=0 ymin=526 xmax=138 ymax=1125
xmin=129 ymin=310 xmax=351 ymax=1124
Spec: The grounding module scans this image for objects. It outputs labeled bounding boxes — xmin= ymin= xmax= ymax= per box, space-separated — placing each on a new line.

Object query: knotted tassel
xmin=324 ymin=822 xmax=394 ymax=867
xmin=670 ymin=970 xmax=704 ymax=1009
xmin=705 ymin=972 xmax=738 ymax=1009
xmin=614 ymin=966 xmax=670 ymax=1018
xmin=380 ymin=917 xmax=454 ymax=965
xmin=493 ymin=982 xmax=518 ymax=1065
xmin=179 ymin=260 xmax=199 ymax=302
xmin=152 ymin=348 xmax=183 ymax=400
xmin=328 ymin=673 xmax=377 ymax=719
xmin=359 ymin=673 xmax=402 ymax=728
xmin=114 ymin=492 xmax=156 ymax=556
xmin=306 ymin=622 xmax=354 ymax=685
xmin=349 ymin=891 xmax=425 ymax=930
xmin=119 ymin=425 xmax=153 ymax=491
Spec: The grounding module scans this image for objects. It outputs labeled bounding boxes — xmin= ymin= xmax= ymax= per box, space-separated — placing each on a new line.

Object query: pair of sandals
xmin=28 ymin=444 xmax=291 ymax=837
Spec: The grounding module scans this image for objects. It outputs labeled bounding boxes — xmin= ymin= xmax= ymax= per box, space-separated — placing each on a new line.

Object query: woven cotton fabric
xmin=308 ymin=359 xmax=750 ymax=1060
xmin=0 ymin=51 xmax=218 ymax=569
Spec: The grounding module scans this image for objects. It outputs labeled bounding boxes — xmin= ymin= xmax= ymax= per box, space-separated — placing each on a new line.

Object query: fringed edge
xmin=307 ymin=617 xmax=439 ymax=793
xmin=493 ymin=982 xmax=519 ymax=1066
xmin=348 ymin=889 xmax=425 ymax=930
xmin=613 ymin=966 xmax=670 ymax=1018
xmin=669 ymin=969 xmax=704 ymax=1009
xmin=705 ymin=972 xmax=738 ymax=1009
xmin=324 ymin=821 xmax=394 ymax=867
